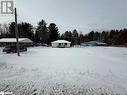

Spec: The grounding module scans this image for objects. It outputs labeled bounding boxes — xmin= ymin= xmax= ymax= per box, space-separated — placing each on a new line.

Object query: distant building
xmin=0 ymin=38 xmax=33 ymax=47
xmin=51 ymin=40 xmax=71 ymax=48
xmin=81 ymin=41 xmax=107 ymax=46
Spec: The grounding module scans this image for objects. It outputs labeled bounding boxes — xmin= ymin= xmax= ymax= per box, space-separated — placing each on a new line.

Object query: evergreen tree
xmin=35 ymin=20 xmax=49 ymax=43
xmin=49 ymin=23 xmax=59 ymax=43
xmin=72 ymin=29 xmax=79 ymax=45
xmin=9 ymin=22 xmax=34 ymax=40
xmin=9 ymin=22 xmax=15 ymax=37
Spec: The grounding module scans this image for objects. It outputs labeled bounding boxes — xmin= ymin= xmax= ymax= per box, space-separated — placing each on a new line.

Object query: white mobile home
xmin=51 ymin=40 xmax=71 ymax=48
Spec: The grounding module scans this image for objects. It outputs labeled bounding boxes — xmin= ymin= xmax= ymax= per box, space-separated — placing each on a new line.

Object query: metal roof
xmin=0 ymin=38 xmax=33 ymax=43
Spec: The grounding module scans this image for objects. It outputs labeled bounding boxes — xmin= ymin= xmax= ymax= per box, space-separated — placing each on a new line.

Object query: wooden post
xmin=15 ymin=8 xmax=20 ymax=56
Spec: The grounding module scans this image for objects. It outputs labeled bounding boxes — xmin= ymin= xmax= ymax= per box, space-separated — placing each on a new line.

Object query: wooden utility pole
xmin=15 ymin=8 xmax=20 ymax=56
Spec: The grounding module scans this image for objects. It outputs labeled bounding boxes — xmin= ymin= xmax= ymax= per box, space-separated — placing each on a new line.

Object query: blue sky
xmin=0 ymin=0 xmax=127 ymax=33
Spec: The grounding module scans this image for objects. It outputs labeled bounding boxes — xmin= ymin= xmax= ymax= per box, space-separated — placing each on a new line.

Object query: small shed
xmin=51 ymin=40 xmax=71 ymax=48
xmin=0 ymin=38 xmax=33 ymax=47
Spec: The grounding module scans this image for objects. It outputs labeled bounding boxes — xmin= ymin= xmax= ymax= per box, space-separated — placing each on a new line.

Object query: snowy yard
xmin=0 ymin=47 xmax=127 ymax=95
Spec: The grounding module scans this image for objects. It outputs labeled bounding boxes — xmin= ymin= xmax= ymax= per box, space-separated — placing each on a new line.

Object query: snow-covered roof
xmin=51 ymin=40 xmax=71 ymax=44
xmin=0 ymin=38 xmax=33 ymax=43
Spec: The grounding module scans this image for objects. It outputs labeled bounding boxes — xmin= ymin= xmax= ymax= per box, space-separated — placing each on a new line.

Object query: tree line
xmin=0 ymin=19 xmax=127 ymax=46
xmin=0 ymin=19 xmax=60 ymax=44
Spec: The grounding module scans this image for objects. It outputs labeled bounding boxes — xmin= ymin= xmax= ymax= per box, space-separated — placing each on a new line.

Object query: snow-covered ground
xmin=0 ymin=47 xmax=127 ymax=95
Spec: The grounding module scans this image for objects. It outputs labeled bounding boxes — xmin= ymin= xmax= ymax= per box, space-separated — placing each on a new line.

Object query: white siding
xmin=52 ymin=43 xmax=59 ymax=48
xmin=51 ymin=40 xmax=71 ymax=48
xmin=51 ymin=43 xmax=71 ymax=48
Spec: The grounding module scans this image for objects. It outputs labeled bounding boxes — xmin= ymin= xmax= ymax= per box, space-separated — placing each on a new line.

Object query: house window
xmin=64 ymin=43 xmax=67 ymax=46
xmin=59 ymin=43 xmax=61 ymax=46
